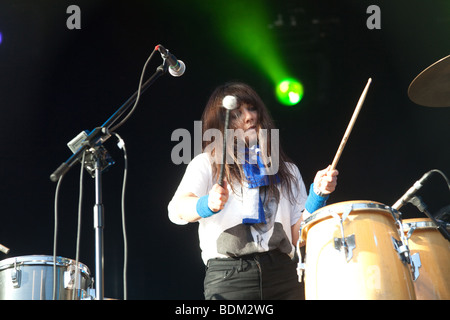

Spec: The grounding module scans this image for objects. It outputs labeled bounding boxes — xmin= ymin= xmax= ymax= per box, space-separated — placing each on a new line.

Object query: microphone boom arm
xmin=50 ymin=61 xmax=168 ymax=182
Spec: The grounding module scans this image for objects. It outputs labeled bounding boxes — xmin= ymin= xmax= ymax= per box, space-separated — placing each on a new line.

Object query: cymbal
xmin=408 ymin=55 xmax=450 ymax=107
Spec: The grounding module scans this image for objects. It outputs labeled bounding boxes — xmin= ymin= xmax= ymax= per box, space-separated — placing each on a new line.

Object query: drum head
xmin=0 ymin=255 xmax=90 ymax=275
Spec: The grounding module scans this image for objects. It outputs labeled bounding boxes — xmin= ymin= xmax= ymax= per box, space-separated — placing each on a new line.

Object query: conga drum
xmin=403 ymin=218 xmax=450 ymax=299
xmin=299 ymin=201 xmax=416 ymax=300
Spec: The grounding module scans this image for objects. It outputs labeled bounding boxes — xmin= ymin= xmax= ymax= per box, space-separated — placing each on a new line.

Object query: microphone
xmin=392 ymin=171 xmax=433 ymax=211
xmin=155 ymin=44 xmax=186 ymax=77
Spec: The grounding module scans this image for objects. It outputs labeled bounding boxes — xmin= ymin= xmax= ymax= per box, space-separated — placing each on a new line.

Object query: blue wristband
xmin=304 ymin=183 xmax=329 ymax=213
xmin=196 ymin=195 xmax=220 ymax=218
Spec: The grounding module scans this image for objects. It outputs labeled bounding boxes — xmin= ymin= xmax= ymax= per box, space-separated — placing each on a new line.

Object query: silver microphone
xmin=156 ymin=44 xmax=186 ymax=77
xmin=392 ymin=171 xmax=433 ymax=211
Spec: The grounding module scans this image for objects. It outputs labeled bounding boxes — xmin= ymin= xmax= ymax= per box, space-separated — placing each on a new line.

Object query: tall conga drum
xmin=403 ymin=218 xmax=450 ymax=300
xmin=299 ymin=201 xmax=416 ymax=300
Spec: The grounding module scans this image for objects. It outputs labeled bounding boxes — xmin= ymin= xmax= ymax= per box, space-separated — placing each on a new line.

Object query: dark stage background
xmin=0 ymin=0 xmax=448 ymax=299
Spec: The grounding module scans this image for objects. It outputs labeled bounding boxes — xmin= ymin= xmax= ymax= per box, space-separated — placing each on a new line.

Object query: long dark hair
xmin=201 ymin=82 xmax=299 ymax=203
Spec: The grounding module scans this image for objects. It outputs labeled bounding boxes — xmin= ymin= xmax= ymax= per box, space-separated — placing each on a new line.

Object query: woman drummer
xmin=168 ymin=82 xmax=338 ymax=300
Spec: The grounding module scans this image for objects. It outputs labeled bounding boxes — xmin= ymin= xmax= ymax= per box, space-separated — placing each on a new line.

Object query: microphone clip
xmin=408 ymin=195 xmax=428 ymax=213
xmin=67 ymin=128 xmax=115 ymax=178
xmin=155 ymin=44 xmax=186 ymax=77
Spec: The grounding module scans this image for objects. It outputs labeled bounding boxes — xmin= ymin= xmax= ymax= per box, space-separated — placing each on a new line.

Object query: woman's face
xmin=231 ymin=103 xmax=259 ymax=142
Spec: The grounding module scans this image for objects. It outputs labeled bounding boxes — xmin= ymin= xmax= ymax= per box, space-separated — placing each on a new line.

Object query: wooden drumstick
xmin=0 ymin=243 xmax=9 ymax=254
xmin=330 ymin=78 xmax=372 ymax=170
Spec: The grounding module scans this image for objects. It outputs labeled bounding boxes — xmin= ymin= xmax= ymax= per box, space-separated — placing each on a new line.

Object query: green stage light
xmin=192 ymin=0 xmax=304 ymax=106
xmin=276 ymin=79 xmax=304 ymax=106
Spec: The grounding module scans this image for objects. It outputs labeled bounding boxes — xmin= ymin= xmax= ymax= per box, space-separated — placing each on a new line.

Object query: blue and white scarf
xmin=241 ymin=145 xmax=279 ymax=225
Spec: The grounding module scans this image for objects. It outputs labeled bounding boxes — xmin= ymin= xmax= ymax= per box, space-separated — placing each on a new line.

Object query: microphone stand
xmin=50 ymin=61 xmax=168 ymax=300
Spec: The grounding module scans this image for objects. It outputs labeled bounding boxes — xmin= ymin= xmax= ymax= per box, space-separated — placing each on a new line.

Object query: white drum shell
xmin=0 ymin=255 xmax=92 ymax=300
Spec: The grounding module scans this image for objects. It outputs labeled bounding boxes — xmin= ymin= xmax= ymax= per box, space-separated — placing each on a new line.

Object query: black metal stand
xmin=409 ymin=196 xmax=450 ymax=242
xmin=50 ymin=61 xmax=168 ymax=300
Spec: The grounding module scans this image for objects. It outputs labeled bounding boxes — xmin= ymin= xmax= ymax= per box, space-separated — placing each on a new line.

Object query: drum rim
xmin=303 ymin=200 xmax=399 ymax=226
xmin=300 ymin=200 xmax=400 ymax=240
xmin=0 ymin=255 xmax=90 ymax=275
xmin=402 ymin=219 xmax=436 ymax=231
xmin=402 ymin=218 xmax=450 ymax=232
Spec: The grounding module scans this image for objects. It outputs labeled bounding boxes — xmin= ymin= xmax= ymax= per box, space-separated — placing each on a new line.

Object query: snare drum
xmin=403 ymin=218 xmax=450 ymax=300
xmin=300 ymin=201 xmax=416 ymax=300
xmin=0 ymin=255 xmax=92 ymax=300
